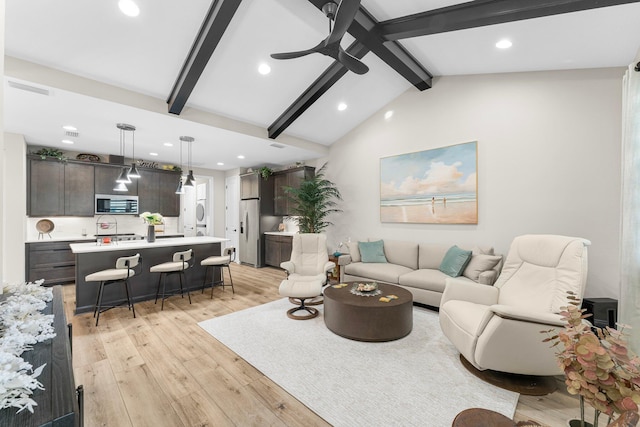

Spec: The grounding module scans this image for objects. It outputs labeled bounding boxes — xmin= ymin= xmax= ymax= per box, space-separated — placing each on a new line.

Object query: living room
xmin=1 ymin=1 xmax=640 ymax=426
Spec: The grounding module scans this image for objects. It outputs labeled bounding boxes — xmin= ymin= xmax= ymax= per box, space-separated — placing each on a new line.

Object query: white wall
xmin=3 ymin=133 xmax=26 ymax=284
xmin=327 ymin=68 xmax=624 ymax=299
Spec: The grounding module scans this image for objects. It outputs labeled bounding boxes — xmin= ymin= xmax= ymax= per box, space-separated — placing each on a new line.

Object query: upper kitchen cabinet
xmin=137 ymin=169 xmax=180 ymax=216
xmin=27 ymin=157 xmax=95 ymax=216
xmin=94 ymin=163 xmax=138 ymax=195
xmin=273 ymin=166 xmax=315 ymax=216
xmin=240 ymin=172 xmax=259 ymax=199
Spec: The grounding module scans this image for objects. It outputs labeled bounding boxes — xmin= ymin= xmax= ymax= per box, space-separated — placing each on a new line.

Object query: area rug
xmin=198 ymin=299 xmax=519 ymax=426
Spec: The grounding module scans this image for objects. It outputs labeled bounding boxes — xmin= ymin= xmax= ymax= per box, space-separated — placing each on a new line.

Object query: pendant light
xmin=122 ymin=123 xmax=140 ymax=179
xmin=175 ymin=137 xmax=187 ymax=194
xmin=181 ymin=136 xmax=195 ymax=187
xmin=114 ymin=123 xmax=130 ymax=191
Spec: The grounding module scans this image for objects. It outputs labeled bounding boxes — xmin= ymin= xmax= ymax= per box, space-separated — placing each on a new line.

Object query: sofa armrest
xmin=338 ymin=254 xmax=351 ymax=266
xmin=441 ymin=278 xmax=499 ymax=307
xmin=490 ymin=304 xmax=565 ymax=327
xmin=280 ymin=261 xmax=294 ymax=275
xmin=478 ymin=270 xmax=498 ymax=285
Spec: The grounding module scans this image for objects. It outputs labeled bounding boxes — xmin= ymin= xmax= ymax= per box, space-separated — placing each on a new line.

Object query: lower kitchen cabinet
xmin=25 ymin=240 xmax=88 ymax=286
xmin=264 ymin=234 xmax=293 ymax=268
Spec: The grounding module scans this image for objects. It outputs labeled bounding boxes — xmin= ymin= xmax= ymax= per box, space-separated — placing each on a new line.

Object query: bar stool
xmin=86 ymin=253 xmax=141 ymax=326
xmin=150 ymin=249 xmax=193 ymax=310
xmin=201 ymin=247 xmax=236 ymax=297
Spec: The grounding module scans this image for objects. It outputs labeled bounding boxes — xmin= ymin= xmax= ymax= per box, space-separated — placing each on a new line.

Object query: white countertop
xmin=264 ymin=231 xmax=297 ymax=236
xmin=26 ymin=235 xmax=97 ymax=243
xmin=69 ymin=236 xmax=229 ymax=254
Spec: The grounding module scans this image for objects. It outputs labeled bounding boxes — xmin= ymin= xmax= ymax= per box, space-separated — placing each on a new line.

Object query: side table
xmin=328 ymin=255 xmax=341 ymax=284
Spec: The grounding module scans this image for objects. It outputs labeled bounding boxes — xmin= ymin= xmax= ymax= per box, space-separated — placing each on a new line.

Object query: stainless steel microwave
xmin=95 ymin=194 xmax=139 ymax=215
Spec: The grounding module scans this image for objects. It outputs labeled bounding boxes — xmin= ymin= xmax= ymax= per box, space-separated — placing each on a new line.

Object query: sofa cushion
xmin=462 ymin=254 xmax=502 ymax=281
xmin=439 ymin=246 xmax=473 ymax=277
xmin=399 ymin=269 xmax=448 ymax=293
xmin=358 ymin=240 xmax=387 ymax=263
xmin=345 ymin=241 xmax=361 ymax=263
xmin=379 ymin=239 xmax=419 ymax=270
xmin=472 ymin=246 xmax=495 ymax=255
xmin=418 ymin=244 xmax=451 ymax=269
xmin=344 ymin=262 xmax=413 ymax=284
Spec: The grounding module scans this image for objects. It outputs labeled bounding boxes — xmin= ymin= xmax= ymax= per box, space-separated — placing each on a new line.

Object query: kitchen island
xmin=70 ymin=236 xmax=229 ymax=314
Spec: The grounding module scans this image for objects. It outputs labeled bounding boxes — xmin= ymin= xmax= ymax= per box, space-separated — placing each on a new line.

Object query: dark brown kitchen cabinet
xmin=273 ymin=166 xmax=314 ymax=216
xmin=137 ymin=169 xmax=180 ymax=216
xmin=28 ymin=157 xmax=95 ymax=216
xmin=264 ymin=234 xmax=293 ymax=267
xmin=94 ymin=163 xmax=137 ymax=195
xmin=25 ymin=240 xmax=89 ymax=286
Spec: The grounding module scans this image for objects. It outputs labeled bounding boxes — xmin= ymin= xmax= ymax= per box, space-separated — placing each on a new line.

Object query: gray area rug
xmin=198 ymin=298 xmax=518 ymax=427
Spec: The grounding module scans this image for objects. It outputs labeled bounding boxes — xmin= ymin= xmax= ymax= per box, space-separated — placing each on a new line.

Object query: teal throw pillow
xmin=358 ymin=240 xmax=387 ymax=263
xmin=439 ymin=245 xmax=473 ymax=277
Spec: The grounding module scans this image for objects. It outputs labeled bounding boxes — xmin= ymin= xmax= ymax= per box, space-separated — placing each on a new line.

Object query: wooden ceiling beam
xmin=166 ymin=0 xmax=242 ymax=115
xmin=379 ymin=0 xmax=640 ymax=41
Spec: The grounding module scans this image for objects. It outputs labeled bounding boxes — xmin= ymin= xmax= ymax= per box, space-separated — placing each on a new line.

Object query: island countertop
xmin=69 ymin=236 xmax=229 ymax=254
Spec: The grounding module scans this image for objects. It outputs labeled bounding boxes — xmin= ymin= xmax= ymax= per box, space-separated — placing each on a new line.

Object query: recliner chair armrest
xmin=280 ymin=261 xmax=295 ymax=275
xmin=490 ymin=304 xmax=565 ymax=327
xmin=324 ymin=261 xmax=336 ymax=273
xmin=441 ymin=279 xmax=499 ymax=307
xmin=338 ymin=254 xmax=351 ymax=265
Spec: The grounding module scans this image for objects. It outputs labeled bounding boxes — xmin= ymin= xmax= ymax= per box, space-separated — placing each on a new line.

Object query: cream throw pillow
xmin=346 ymin=241 xmax=361 ymax=263
xmin=463 ymin=254 xmax=502 ymax=281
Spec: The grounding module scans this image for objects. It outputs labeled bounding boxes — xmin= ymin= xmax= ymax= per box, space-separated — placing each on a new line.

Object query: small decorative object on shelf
xmin=544 ymin=291 xmax=640 ymax=427
xmin=257 ymin=166 xmax=273 ymax=180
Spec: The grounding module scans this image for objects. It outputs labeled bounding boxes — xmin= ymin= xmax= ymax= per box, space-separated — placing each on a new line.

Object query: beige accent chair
xmin=279 ymin=233 xmax=335 ymax=319
xmin=439 ymin=234 xmax=590 ymax=376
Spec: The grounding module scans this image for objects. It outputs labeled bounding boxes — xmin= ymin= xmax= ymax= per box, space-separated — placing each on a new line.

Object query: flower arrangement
xmin=0 ymin=280 xmax=55 ymax=414
xmin=139 ymin=211 xmax=164 ymax=225
xmin=544 ymin=292 xmax=640 ymax=426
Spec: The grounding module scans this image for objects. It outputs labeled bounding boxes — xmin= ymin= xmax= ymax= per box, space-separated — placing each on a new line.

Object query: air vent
xmin=8 ymin=81 xmax=50 ymax=96
xmin=269 ymin=143 xmax=285 ymax=149
xmin=65 ymin=131 xmax=79 ymax=138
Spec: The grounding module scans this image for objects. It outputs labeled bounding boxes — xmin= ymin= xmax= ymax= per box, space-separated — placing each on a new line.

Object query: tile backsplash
xmin=26 ymin=215 xmax=180 ymax=241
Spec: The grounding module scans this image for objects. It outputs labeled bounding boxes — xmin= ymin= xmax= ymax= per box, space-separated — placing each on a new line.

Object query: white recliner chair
xmin=278 ymin=233 xmax=335 ymax=319
xmin=439 ymin=234 xmax=590 ymax=376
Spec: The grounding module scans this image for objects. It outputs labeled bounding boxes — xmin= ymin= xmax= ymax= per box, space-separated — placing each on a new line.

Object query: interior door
xmin=225 ymin=175 xmax=240 ymax=261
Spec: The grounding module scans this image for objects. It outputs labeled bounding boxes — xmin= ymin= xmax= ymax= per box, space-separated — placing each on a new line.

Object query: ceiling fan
xmin=270 ymin=0 xmax=369 ymax=75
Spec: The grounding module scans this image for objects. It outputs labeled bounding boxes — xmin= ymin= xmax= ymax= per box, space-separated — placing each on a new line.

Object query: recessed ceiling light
xmin=62 ymin=125 xmax=77 ymax=131
xmin=118 ymin=0 xmax=140 ymax=17
xmin=384 ymin=110 xmax=394 ymax=120
xmin=217 ymin=162 xmax=224 ymax=166
xmin=237 ymin=155 xmax=245 ymax=159
xmin=258 ymin=63 xmax=271 ymax=75
xmin=163 ymin=142 xmax=173 ymax=147
xmin=496 ymin=39 xmax=512 ymax=49
xmin=149 ymin=152 xmax=158 ymax=156
xmin=338 ymin=103 xmax=347 ymax=111
xmin=61 ymin=139 xmax=74 ymax=144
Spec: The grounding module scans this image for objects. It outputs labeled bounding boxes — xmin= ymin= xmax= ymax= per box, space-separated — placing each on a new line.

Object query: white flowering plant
xmin=139 ymin=211 xmax=164 ymax=225
xmin=0 ymin=279 xmax=55 ymax=414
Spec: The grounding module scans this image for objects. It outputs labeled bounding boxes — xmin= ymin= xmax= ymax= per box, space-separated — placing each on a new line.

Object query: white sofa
xmin=339 ymin=239 xmax=503 ymax=308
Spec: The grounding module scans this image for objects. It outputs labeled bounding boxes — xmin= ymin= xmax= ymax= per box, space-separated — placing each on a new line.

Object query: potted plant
xmin=284 ymin=163 xmax=342 ymax=233
xmin=33 ymin=148 xmax=66 ymax=161
xmin=544 ymin=292 xmax=640 ymax=427
xmin=257 ymin=166 xmax=273 ymax=181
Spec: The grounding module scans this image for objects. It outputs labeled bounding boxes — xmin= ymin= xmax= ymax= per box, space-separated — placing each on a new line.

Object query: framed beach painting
xmin=380 ymin=141 xmax=478 ymax=224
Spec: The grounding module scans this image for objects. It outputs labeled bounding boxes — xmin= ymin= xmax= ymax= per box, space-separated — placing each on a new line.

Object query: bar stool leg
xmin=95 ymin=281 xmax=106 ymax=326
xmin=202 ymin=266 xmax=210 ymax=293
xmin=124 ymin=278 xmax=136 ymax=318
xmin=155 ymin=274 xmax=162 ymax=304
xmin=93 ymin=281 xmax=103 ymax=319
xmin=161 ymin=273 xmax=167 ymax=310
xmin=226 ymin=265 xmax=235 ymax=294
xmin=179 ymin=271 xmax=192 ymax=304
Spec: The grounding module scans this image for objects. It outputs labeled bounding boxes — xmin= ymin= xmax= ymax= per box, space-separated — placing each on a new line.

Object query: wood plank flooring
xmin=62 ymin=263 xmax=596 ymax=427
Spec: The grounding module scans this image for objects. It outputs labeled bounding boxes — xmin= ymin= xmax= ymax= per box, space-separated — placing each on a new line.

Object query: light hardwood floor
xmin=62 ymin=263 xmax=594 ymax=427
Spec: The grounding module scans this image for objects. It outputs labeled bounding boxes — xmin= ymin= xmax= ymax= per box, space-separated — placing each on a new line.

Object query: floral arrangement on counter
xmin=0 ymin=280 xmax=56 ymax=414
xmin=544 ymin=292 xmax=640 ymax=427
xmin=139 ymin=211 xmax=164 ymax=225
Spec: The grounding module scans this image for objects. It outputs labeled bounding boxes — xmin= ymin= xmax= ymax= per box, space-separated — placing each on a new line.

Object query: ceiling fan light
xmin=128 ymin=163 xmax=141 ymax=178
xmin=113 ymin=181 xmax=129 ymax=192
xmin=116 ymin=167 xmax=131 ymax=183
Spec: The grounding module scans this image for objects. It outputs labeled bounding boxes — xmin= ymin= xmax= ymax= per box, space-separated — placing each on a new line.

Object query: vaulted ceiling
xmin=4 ymin=0 xmax=640 ymax=171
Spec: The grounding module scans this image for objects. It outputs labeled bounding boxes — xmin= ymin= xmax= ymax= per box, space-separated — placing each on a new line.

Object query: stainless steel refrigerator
xmin=239 ymin=199 xmax=260 ymax=266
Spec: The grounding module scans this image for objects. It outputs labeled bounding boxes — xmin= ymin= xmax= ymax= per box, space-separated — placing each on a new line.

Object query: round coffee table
xmin=323 ymin=282 xmax=413 ymax=342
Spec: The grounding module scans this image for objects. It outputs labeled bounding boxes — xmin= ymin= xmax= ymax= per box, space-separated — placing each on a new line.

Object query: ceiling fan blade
xmin=326 ymin=0 xmax=361 ymax=46
xmin=338 ymin=49 xmax=369 ymax=75
xmin=271 ymin=41 xmax=324 ymax=60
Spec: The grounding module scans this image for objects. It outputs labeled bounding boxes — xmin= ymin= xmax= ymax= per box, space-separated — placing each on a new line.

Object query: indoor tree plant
xmin=284 ymin=163 xmax=342 ymax=233
xmin=544 ymin=292 xmax=640 ymax=427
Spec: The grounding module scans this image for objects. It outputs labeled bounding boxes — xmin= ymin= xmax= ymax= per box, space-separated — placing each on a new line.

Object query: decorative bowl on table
xmin=350 ymin=282 xmax=382 ymax=297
